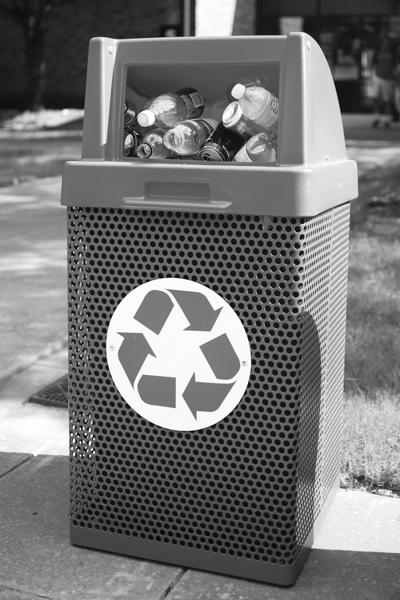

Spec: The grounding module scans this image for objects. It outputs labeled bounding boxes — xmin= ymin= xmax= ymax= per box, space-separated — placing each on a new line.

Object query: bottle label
xmin=198 ymin=141 xmax=228 ymax=161
xmin=177 ymin=88 xmax=205 ymax=119
xmin=232 ymin=119 xmax=250 ymax=138
xmin=269 ymin=96 xmax=279 ymax=117
xmin=197 ymin=118 xmax=218 ymax=138
xmin=254 ymin=91 xmax=279 ymax=129
xmin=198 ymin=123 xmax=244 ymax=161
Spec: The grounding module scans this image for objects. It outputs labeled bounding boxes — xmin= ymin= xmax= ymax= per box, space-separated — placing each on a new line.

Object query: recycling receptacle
xmin=61 ymin=33 xmax=358 ymax=586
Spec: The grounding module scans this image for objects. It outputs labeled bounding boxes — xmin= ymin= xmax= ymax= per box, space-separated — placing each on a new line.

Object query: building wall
xmin=0 ymin=0 xmax=180 ymax=108
xmin=257 ymin=0 xmax=396 ymax=17
xmin=232 ymin=0 xmax=256 ymax=35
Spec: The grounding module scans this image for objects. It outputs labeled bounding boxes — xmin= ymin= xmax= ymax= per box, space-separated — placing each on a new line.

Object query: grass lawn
xmin=0 ymin=133 xmax=81 ymax=187
xmin=342 ymin=165 xmax=400 ymax=495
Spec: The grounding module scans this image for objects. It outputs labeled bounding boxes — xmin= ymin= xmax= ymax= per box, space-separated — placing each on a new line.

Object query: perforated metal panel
xmin=68 ymin=204 xmax=350 ymax=585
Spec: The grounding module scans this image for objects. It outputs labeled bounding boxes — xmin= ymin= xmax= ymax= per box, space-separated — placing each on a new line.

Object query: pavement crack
xmin=0 ymin=582 xmax=58 ymax=599
xmin=0 ymin=455 xmax=34 ymax=480
xmin=159 ymin=568 xmax=187 ymax=600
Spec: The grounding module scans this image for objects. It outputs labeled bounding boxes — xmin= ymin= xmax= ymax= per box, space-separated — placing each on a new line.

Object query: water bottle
xmin=163 ymin=118 xmax=218 ymax=156
xmin=226 ymin=75 xmax=269 ymax=101
xmin=136 ymin=128 xmax=173 ymax=159
xmin=233 ymin=132 xmax=277 ymax=163
xmin=222 ymin=102 xmax=264 ymax=139
xmin=231 ymin=85 xmax=279 ymax=131
xmin=137 ymin=88 xmax=205 ymax=129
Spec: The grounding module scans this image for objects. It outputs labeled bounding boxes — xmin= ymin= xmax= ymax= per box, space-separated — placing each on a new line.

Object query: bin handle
xmin=123 ymin=198 xmax=232 ymax=211
xmin=122 ymin=178 xmax=234 ymax=212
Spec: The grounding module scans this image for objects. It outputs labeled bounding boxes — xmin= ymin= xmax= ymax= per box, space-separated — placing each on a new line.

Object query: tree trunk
xmin=23 ymin=12 xmax=47 ymax=111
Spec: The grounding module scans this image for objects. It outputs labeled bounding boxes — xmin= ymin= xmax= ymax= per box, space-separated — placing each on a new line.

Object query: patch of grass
xmin=341 ymin=166 xmax=400 ymax=494
xmin=341 ymin=391 xmax=400 ymax=495
xmin=0 ymin=135 xmax=81 ymax=187
xmin=345 ymin=232 xmax=400 ymax=396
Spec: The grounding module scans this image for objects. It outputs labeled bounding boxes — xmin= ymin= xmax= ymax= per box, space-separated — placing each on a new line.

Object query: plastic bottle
xmin=197 ymin=123 xmax=244 ymax=161
xmin=137 ymin=88 xmax=205 ymax=129
xmin=265 ymin=120 xmax=278 ymax=150
xmin=136 ymin=128 xmax=173 ymax=160
xmin=232 ymin=85 xmax=279 ymax=131
xmin=233 ymin=132 xmax=277 ymax=163
xmin=226 ymin=75 xmax=269 ymax=101
xmin=123 ymin=130 xmax=139 ymax=157
xmin=201 ymin=98 xmax=229 ymax=121
xmin=124 ymin=101 xmax=137 ymax=129
xmin=222 ymin=101 xmax=264 ymax=139
xmin=163 ymin=118 xmax=218 ymax=156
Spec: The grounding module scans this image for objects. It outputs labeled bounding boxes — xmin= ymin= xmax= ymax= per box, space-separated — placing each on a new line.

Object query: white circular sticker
xmin=107 ymin=278 xmax=251 ymax=431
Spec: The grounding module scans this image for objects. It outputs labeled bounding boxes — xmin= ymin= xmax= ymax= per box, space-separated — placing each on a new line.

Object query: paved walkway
xmin=0 ymin=177 xmax=66 ymax=380
xmin=0 ymin=176 xmax=69 ymax=455
xmin=0 ymin=453 xmax=399 ymax=600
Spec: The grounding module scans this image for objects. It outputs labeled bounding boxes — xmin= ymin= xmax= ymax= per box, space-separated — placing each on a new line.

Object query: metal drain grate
xmin=29 ymin=374 xmax=68 ymax=408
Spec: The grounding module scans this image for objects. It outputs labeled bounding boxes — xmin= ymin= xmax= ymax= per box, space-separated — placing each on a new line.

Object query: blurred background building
xmin=0 ymin=0 xmax=399 ymax=112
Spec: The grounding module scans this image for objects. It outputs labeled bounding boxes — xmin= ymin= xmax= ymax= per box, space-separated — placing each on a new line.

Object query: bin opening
xmin=123 ymin=62 xmax=280 ymax=165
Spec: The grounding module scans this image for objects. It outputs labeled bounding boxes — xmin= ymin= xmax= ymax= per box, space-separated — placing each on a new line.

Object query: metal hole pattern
xmin=68 ymin=204 xmax=350 ymax=567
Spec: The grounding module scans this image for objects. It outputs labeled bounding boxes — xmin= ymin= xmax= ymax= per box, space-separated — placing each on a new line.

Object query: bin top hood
xmin=61 ymin=33 xmax=358 ymax=217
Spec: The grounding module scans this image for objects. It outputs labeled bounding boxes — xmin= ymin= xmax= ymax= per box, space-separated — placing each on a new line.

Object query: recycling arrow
xmin=200 ymin=333 xmax=240 ymax=380
xmin=134 ymin=290 xmax=174 ymax=334
xmin=169 ymin=290 xmax=222 ymax=331
xmin=182 ymin=374 xmax=234 ymax=419
xmin=117 ymin=332 xmax=155 ymax=388
xmin=138 ymin=375 xmax=176 ymax=408
xmin=108 ymin=279 xmax=252 ymax=431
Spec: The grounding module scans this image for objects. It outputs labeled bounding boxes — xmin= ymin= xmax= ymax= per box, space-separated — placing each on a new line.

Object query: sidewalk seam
xmin=0 ymin=582 xmax=58 ymax=599
xmin=158 ymin=568 xmax=187 ymax=600
xmin=0 ymin=338 xmax=67 ymax=392
xmin=0 ymin=455 xmax=33 ymax=480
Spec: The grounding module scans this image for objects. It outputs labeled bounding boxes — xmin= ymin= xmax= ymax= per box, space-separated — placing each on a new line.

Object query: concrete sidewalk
xmin=0 ymin=176 xmax=69 ymax=455
xmin=0 ymin=453 xmax=399 ymax=600
xmin=0 ymin=177 xmax=66 ymax=381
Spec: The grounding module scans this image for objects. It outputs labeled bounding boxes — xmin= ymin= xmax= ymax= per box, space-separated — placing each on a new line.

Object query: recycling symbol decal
xmin=107 ymin=278 xmax=252 ymax=431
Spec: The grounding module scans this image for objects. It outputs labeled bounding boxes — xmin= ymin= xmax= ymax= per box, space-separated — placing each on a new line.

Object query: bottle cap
xmin=222 ymin=102 xmax=243 ymax=128
xmin=231 ymin=83 xmax=246 ymax=100
xmin=137 ymin=110 xmax=156 ymax=127
xmin=164 ymin=129 xmax=182 ymax=150
xmin=123 ymin=131 xmax=138 ymax=157
xmin=136 ymin=143 xmax=153 ymax=158
xmin=198 ymin=145 xmax=225 ymax=161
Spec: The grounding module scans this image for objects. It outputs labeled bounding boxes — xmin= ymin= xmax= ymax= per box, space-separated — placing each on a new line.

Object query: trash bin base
xmin=70 ymin=478 xmax=339 ymax=586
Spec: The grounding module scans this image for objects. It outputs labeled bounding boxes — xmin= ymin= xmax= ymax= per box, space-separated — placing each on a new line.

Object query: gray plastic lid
xmin=222 ymin=102 xmax=243 ymax=128
xmin=231 ymin=83 xmax=246 ymax=99
xmin=137 ymin=109 xmax=156 ymax=127
xmin=67 ymin=33 xmax=358 ymax=217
